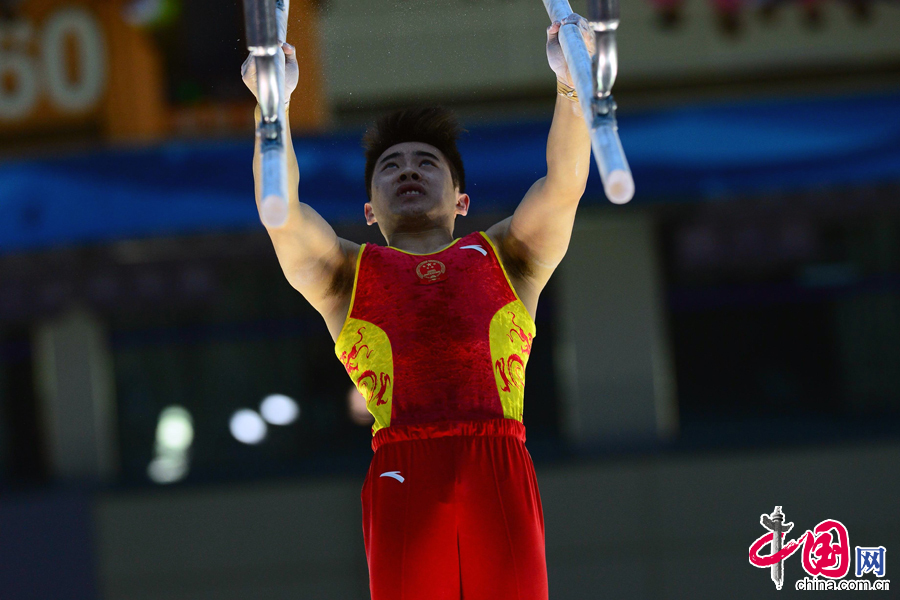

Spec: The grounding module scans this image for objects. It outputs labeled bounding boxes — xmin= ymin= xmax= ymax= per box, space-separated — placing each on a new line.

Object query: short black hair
xmin=362 ymin=106 xmax=466 ymax=200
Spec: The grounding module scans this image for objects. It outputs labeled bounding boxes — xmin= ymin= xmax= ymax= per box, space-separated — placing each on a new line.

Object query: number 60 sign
xmin=0 ymin=6 xmax=107 ymax=120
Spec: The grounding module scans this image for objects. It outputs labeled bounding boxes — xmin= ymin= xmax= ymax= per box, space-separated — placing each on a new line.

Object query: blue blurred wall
xmin=2 ymin=93 xmax=900 ymax=254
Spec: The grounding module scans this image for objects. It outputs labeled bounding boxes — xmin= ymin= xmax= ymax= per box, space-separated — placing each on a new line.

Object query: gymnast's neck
xmin=382 ymin=225 xmax=457 ymax=254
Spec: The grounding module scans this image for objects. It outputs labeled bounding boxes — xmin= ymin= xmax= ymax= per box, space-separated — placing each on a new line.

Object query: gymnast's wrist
xmin=253 ymin=101 xmax=291 ymax=119
xmin=557 ymin=79 xmax=577 ymax=101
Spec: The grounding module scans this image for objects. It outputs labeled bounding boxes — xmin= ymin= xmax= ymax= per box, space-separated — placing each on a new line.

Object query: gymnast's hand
xmin=241 ymin=42 xmax=300 ymax=104
xmin=546 ymin=13 xmax=595 ymax=88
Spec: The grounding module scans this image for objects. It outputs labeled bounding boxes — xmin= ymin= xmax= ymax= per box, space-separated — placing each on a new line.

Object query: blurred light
xmin=123 ymin=0 xmax=181 ymax=28
xmin=156 ymin=405 xmax=194 ymax=451
xmin=347 ymin=386 xmax=374 ymax=426
xmin=147 ymin=454 xmax=188 ymax=484
xmin=230 ymin=409 xmax=267 ymax=444
xmin=149 ymin=406 xmax=193 ymax=484
xmin=260 ymin=394 xmax=300 ymax=425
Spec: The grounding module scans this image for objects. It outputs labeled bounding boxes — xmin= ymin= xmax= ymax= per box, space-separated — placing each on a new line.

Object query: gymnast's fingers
xmin=241 ymin=53 xmax=258 ymax=98
xmin=282 ymin=43 xmax=300 ymax=97
xmin=283 ymin=43 xmax=297 ymax=69
xmin=547 ymin=20 xmax=561 ymax=40
xmin=557 ymin=14 xmax=593 ymax=54
xmin=580 ymin=18 xmax=595 ymax=55
xmin=560 ymin=13 xmax=581 ymax=27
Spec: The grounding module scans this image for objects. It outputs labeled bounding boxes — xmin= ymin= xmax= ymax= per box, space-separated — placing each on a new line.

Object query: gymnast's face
xmin=365 ymin=142 xmax=469 ymax=234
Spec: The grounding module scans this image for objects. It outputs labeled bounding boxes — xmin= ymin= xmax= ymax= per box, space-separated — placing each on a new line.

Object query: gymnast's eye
xmin=420 ymin=159 xmax=435 ymax=167
xmin=381 ymin=162 xmax=397 ymax=170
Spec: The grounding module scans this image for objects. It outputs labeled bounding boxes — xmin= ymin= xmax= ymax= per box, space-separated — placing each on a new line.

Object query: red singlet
xmin=334 ymin=230 xmax=548 ymax=600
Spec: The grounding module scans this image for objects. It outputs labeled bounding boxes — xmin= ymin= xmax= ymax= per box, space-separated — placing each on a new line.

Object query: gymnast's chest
xmin=351 ymin=246 xmax=503 ymax=333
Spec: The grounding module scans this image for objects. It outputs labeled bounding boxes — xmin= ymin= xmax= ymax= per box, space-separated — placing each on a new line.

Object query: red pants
xmin=361 ymin=419 xmax=548 ymax=600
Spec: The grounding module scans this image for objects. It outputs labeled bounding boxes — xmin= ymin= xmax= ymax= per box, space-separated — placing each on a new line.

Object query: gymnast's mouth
xmin=396 ymin=183 xmax=426 ymax=197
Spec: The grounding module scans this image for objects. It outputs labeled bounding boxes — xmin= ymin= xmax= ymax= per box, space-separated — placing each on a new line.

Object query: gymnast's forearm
xmin=544 ymin=94 xmax=592 ymax=198
xmin=253 ymin=103 xmax=301 ymax=228
xmin=251 ymin=102 xmax=348 ymax=303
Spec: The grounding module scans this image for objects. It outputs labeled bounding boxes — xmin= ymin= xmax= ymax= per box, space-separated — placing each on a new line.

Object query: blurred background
xmin=1 ymin=0 xmax=899 ymax=598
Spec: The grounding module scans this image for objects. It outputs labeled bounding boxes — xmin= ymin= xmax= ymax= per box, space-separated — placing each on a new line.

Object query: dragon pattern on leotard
xmin=338 ymin=326 xmax=392 ymax=407
xmin=494 ymin=312 xmax=534 ymax=393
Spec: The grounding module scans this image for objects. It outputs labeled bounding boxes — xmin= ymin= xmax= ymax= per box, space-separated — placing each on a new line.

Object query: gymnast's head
xmin=362 ymin=106 xmax=469 ymax=239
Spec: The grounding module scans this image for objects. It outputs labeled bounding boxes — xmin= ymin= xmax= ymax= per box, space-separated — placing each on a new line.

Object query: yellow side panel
xmin=335 ymin=318 xmax=393 ymax=433
xmin=489 ymin=301 xmax=536 ymax=421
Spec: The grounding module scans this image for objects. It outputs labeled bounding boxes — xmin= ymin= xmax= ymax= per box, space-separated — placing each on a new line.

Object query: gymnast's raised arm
xmin=485 ymin=14 xmax=593 ymax=315
xmin=242 ymin=43 xmax=359 ymax=341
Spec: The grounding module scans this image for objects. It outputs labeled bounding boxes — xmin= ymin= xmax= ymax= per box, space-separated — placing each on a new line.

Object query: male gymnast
xmin=242 ymin=13 xmax=594 ymax=600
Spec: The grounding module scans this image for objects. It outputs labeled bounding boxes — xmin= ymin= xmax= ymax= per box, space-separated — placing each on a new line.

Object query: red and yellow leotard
xmin=334 ymin=230 xmax=536 ymax=448
xmin=345 ymin=231 xmax=549 ymax=599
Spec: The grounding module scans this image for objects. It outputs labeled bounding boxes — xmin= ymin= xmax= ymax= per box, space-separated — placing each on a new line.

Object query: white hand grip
xmin=260 ymin=143 xmax=289 ymax=227
xmin=592 ymin=124 xmax=633 ymax=205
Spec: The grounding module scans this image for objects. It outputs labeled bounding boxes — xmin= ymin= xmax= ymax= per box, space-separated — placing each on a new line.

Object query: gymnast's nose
xmin=398 ymin=169 xmax=421 ymax=182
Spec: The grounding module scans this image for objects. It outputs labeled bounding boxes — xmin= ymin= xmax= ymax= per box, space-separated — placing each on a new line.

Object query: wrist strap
xmin=557 ymin=80 xmax=578 ymax=101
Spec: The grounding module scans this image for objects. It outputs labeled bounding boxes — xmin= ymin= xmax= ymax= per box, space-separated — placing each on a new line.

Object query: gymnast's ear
xmin=364 ymin=202 xmax=377 ymax=225
xmin=455 ymin=193 xmax=469 ymax=217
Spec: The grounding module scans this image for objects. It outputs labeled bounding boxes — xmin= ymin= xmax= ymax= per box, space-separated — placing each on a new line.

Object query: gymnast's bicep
xmin=266 ymin=202 xmax=360 ymax=316
xmin=487 ymin=178 xmax=580 ymax=290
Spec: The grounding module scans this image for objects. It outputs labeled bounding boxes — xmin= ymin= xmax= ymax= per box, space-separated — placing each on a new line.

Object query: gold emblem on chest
xmin=415 ymin=259 xmax=447 ymax=284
